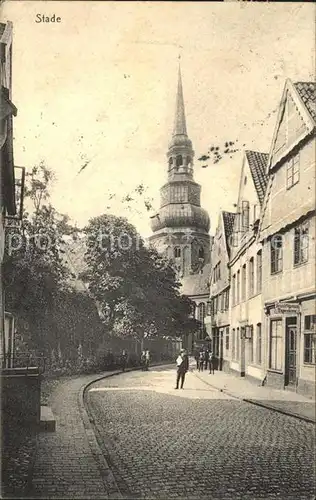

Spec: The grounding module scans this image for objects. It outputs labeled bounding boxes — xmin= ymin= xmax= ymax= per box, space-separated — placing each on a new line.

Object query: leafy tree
xmin=3 ymin=162 xmax=102 ymax=358
xmin=82 ymin=213 xmax=197 ymax=344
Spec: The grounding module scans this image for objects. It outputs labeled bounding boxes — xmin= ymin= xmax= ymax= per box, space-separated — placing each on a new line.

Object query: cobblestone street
xmin=87 ymin=366 xmax=315 ymax=500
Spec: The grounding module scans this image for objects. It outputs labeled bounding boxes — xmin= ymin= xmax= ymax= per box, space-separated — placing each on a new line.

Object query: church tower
xmin=149 ymin=66 xmax=211 ymax=279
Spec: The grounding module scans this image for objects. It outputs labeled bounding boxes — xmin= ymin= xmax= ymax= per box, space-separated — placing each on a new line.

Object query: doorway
xmin=285 ymin=318 xmax=297 ymax=387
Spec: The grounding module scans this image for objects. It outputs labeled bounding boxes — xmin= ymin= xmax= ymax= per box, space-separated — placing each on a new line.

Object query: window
xmin=256 ymin=250 xmax=262 ymax=293
xmin=168 ymin=157 xmax=173 ymax=168
xmin=248 ymin=325 xmax=254 ymax=363
xmin=197 ymin=303 xmax=206 ymax=323
xmin=294 ymin=222 xmax=309 ymax=266
xmin=224 ymin=289 xmax=229 ymax=311
xmin=236 ymin=328 xmax=240 ymax=360
xmin=225 ymin=327 xmax=229 ymax=351
xmin=236 ymin=270 xmax=240 ymax=303
xmin=176 ymin=155 xmax=183 ymax=167
xmin=214 ymin=296 xmax=218 ymax=315
xmin=286 ymin=153 xmax=299 ymax=189
xmin=304 ymin=315 xmax=316 ymax=364
xmin=174 ymin=247 xmax=181 ymax=258
xmin=241 ymin=201 xmax=250 ymax=232
xmin=271 ymin=235 xmax=283 ymax=274
xmin=241 ymin=264 xmax=246 ymax=301
xmin=249 ymin=258 xmax=254 ymax=296
xmin=232 ymin=329 xmax=236 ymax=359
xmin=232 ymin=274 xmax=236 ymax=306
xmin=256 ymin=323 xmax=262 ymax=364
xmin=269 ymin=319 xmax=283 ymax=371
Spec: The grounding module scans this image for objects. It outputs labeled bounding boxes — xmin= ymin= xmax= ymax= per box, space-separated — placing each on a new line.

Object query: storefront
xmin=265 ymin=297 xmax=316 ymax=397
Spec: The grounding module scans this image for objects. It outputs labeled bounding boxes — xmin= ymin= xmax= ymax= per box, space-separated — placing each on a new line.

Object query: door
xmin=285 ymin=325 xmax=297 ymax=386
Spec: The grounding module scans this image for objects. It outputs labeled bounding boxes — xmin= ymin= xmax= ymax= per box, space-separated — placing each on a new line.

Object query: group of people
xmin=195 ymin=348 xmax=216 ymax=374
xmin=174 ymin=347 xmax=217 ymax=390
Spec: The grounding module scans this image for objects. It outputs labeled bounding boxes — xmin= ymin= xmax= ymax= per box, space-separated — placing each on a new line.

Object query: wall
xmin=265 ymin=139 xmax=315 ymax=234
xmin=262 ymin=214 xmax=316 ymax=303
xmin=1 ymin=368 xmax=41 ymax=427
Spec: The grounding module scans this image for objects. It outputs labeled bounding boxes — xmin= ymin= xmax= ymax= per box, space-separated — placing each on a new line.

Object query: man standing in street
xmin=121 ymin=350 xmax=128 ymax=372
xmin=175 ymin=349 xmax=189 ymax=389
xmin=209 ymin=350 xmax=215 ymax=374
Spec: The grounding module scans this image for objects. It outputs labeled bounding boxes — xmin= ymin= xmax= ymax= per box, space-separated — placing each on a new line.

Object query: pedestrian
xmin=194 ymin=348 xmax=199 ymax=370
xmin=175 ymin=349 xmax=189 ymax=389
xmin=204 ymin=348 xmax=210 ymax=370
xmin=140 ymin=350 xmax=146 ymax=371
xmin=209 ymin=351 xmax=215 ymax=374
xmin=121 ymin=349 xmax=128 ymax=372
xmin=198 ymin=350 xmax=205 ymax=372
xmin=145 ymin=350 xmax=151 ymax=371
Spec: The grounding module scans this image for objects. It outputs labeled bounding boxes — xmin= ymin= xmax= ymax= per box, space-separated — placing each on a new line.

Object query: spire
xmin=173 ymin=63 xmax=188 ymax=137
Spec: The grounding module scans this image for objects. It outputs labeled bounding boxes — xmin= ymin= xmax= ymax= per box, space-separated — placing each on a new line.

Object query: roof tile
xmin=294 ymin=81 xmax=316 ymax=122
xmin=245 ymin=150 xmax=269 ymax=206
xmin=222 ymin=211 xmax=236 ymax=249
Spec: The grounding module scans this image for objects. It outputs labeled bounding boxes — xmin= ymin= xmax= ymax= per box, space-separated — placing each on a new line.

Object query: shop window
xmin=304 ymin=315 xmax=316 ymax=364
xmin=294 ymin=221 xmax=309 ymax=266
xmin=271 ymin=234 xmax=283 ymax=274
xmin=269 ymin=319 xmax=283 ymax=371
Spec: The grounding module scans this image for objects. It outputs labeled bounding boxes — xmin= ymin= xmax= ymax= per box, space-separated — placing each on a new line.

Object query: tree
xmin=82 ymin=213 xmax=197 ymax=343
xmin=3 ymin=162 xmax=102 ymax=358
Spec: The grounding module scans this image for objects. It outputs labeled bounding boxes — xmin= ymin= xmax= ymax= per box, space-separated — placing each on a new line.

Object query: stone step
xmin=39 ymin=405 xmax=56 ymax=432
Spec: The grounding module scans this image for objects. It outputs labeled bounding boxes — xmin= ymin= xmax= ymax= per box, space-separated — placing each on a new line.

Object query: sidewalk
xmin=190 ymin=359 xmax=315 ymax=423
xmin=29 ymin=370 xmax=122 ymax=499
xmin=29 ymin=363 xmax=172 ymax=499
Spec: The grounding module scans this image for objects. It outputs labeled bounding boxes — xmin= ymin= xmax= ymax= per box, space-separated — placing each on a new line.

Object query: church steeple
xmin=167 ymin=65 xmax=194 ymax=179
xmin=149 ymin=63 xmax=211 ymax=280
xmin=173 ymin=65 xmax=188 ymax=137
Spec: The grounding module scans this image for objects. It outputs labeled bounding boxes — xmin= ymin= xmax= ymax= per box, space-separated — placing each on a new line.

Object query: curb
xmin=192 ymin=371 xmax=315 ymax=425
xmin=78 ymin=362 xmax=174 ymax=499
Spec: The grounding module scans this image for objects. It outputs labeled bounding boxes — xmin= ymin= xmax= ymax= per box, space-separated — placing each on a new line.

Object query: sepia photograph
xmin=0 ymin=1 xmax=315 ymax=499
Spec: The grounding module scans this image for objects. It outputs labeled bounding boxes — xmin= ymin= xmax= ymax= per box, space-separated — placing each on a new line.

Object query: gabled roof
xmin=294 ymin=82 xmax=316 ymax=122
xmin=245 ymin=150 xmax=269 ymax=206
xmin=267 ymin=78 xmax=315 ymax=173
xmin=222 ymin=211 xmax=236 ymax=250
xmin=180 ymin=262 xmax=211 ymax=297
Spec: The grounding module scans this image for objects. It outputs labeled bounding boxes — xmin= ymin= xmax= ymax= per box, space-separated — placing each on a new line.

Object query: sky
xmin=2 ymin=1 xmax=315 ymax=238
